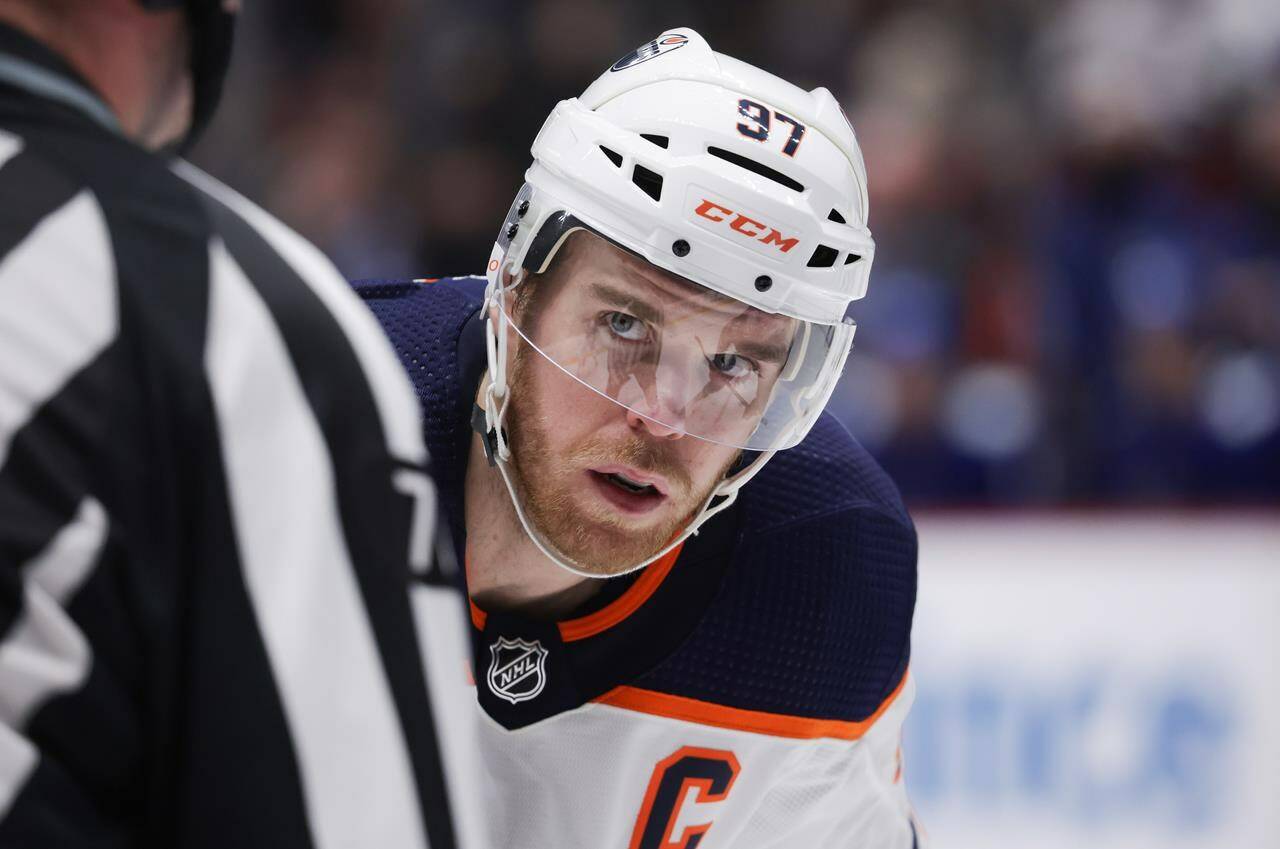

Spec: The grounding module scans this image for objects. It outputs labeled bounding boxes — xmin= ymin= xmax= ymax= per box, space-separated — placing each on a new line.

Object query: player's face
xmin=503 ymin=232 xmax=793 ymax=575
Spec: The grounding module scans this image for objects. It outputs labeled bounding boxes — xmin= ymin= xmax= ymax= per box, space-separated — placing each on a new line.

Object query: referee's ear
xmin=135 ymin=0 xmax=240 ymax=152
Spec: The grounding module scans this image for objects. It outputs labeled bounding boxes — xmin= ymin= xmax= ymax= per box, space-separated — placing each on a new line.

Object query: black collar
xmin=0 ymin=22 xmax=120 ymax=134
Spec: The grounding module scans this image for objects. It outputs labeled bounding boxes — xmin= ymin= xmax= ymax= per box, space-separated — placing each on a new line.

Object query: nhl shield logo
xmin=487 ymin=637 xmax=549 ymax=705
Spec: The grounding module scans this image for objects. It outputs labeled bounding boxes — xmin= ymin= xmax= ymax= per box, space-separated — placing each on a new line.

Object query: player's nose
xmin=626 ymin=358 xmax=694 ymax=439
xmin=626 ymin=406 xmax=686 ymax=439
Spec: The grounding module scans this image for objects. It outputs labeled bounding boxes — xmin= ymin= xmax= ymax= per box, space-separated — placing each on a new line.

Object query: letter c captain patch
xmin=628 ymin=747 xmax=740 ymax=849
xmin=487 ymin=637 xmax=549 ymax=704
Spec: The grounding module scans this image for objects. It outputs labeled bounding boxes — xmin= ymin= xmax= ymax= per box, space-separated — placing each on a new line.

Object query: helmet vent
xmin=599 ymin=145 xmax=623 ymax=168
xmin=844 ymin=253 xmax=862 ymax=265
xmin=640 ymin=133 xmax=670 ymax=149
xmin=631 ymin=164 xmax=664 ymax=202
xmin=807 ymin=245 xmax=838 ymax=268
xmin=706 ymin=146 xmax=804 ymax=193
xmin=828 ymin=209 xmax=847 ymax=224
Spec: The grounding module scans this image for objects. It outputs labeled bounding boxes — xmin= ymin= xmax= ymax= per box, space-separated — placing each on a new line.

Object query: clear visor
xmin=498 ymin=229 xmax=851 ymax=451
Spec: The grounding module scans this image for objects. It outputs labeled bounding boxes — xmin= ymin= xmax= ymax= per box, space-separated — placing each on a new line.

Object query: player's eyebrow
xmin=726 ymin=337 xmax=790 ymax=366
xmin=589 ymin=282 xmax=664 ymax=326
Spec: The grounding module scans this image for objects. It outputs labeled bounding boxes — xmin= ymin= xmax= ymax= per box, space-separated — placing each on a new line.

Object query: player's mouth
xmin=586 ymin=465 xmax=670 ymax=515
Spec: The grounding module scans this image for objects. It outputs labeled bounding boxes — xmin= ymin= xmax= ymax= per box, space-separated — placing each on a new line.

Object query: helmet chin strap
xmin=477 ymin=272 xmax=778 ymax=579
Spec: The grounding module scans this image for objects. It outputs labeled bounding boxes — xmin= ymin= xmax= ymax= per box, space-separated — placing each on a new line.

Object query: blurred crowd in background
xmin=194 ymin=0 xmax=1280 ymax=507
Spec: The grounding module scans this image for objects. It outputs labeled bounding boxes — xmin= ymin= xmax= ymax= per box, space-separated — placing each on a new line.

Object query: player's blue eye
xmin=606 ymin=311 xmax=649 ymax=342
xmin=710 ymin=352 xmax=754 ymax=380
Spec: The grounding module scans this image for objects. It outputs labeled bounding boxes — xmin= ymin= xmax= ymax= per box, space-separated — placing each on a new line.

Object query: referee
xmin=0 ymin=2 xmax=478 ymax=848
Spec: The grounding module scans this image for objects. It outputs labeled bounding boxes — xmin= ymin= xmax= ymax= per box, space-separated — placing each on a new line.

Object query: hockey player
xmin=357 ymin=29 xmax=921 ymax=848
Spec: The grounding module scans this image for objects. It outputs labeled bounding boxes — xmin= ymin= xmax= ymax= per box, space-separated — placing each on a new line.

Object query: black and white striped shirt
xmin=0 ymin=25 xmax=477 ymax=849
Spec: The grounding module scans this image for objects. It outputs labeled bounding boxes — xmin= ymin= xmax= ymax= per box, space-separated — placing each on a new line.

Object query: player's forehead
xmin=559 ymin=230 xmax=783 ymax=326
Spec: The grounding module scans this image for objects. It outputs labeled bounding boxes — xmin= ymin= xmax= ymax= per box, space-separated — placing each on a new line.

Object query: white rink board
xmin=905 ymin=514 xmax=1280 ymax=849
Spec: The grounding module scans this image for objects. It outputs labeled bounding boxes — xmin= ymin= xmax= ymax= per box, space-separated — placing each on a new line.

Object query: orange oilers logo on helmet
xmin=610 ymin=33 xmax=690 ymax=73
xmin=694 ymin=199 xmax=800 ymax=253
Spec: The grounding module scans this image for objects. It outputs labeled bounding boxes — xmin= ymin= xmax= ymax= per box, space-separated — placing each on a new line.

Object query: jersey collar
xmin=0 ymin=23 xmax=122 ymax=136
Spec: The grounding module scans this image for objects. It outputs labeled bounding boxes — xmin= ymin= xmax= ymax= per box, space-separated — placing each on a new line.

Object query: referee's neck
xmin=0 ymin=0 xmax=191 ymax=149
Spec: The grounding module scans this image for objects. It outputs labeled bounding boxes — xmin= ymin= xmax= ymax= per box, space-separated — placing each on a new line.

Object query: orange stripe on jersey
xmin=596 ymin=668 xmax=910 ymax=741
xmin=463 ymin=550 xmax=488 ymax=629
xmin=556 ymin=543 xmax=683 ymax=642
xmin=466 ymin=544 xmax=682 ymax=638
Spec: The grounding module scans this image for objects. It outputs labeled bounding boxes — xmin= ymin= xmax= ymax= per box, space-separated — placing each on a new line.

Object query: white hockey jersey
xmin=475 ymin=640 xmax=916 ymax=846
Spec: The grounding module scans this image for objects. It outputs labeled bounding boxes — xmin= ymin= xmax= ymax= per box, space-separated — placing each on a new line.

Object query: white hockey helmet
xmin=479 ymin=28 xmax=875 ymax=574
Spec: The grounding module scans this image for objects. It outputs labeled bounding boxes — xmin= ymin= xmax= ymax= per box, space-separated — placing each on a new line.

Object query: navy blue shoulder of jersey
xmin=633 ymin=412 xmax=918 ymax=724
xmin=350 ymin=276 xmax=487 ymax=550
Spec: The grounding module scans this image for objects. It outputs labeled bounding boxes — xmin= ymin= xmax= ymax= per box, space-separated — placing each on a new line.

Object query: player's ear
xmin=489 ymin=267 xmax=515 ymax=325
xmin=506 ymin=270 xmax=539 ymax=324
xmin=505 ymin=269 xmax=521 ymax=319
xmin=491 ymin=270 xmax=528 ymax=359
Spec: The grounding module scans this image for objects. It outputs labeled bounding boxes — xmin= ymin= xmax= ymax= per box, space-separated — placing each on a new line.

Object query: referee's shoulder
xmin=3 ymin=122 xmax=216 ymax=274
xmin=6 ymin=121 xmax=197 ymax=206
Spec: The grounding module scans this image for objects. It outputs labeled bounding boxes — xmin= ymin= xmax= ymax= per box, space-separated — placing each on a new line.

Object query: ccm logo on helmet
xmin=694 ymin=200 xmax=799 ymax=253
